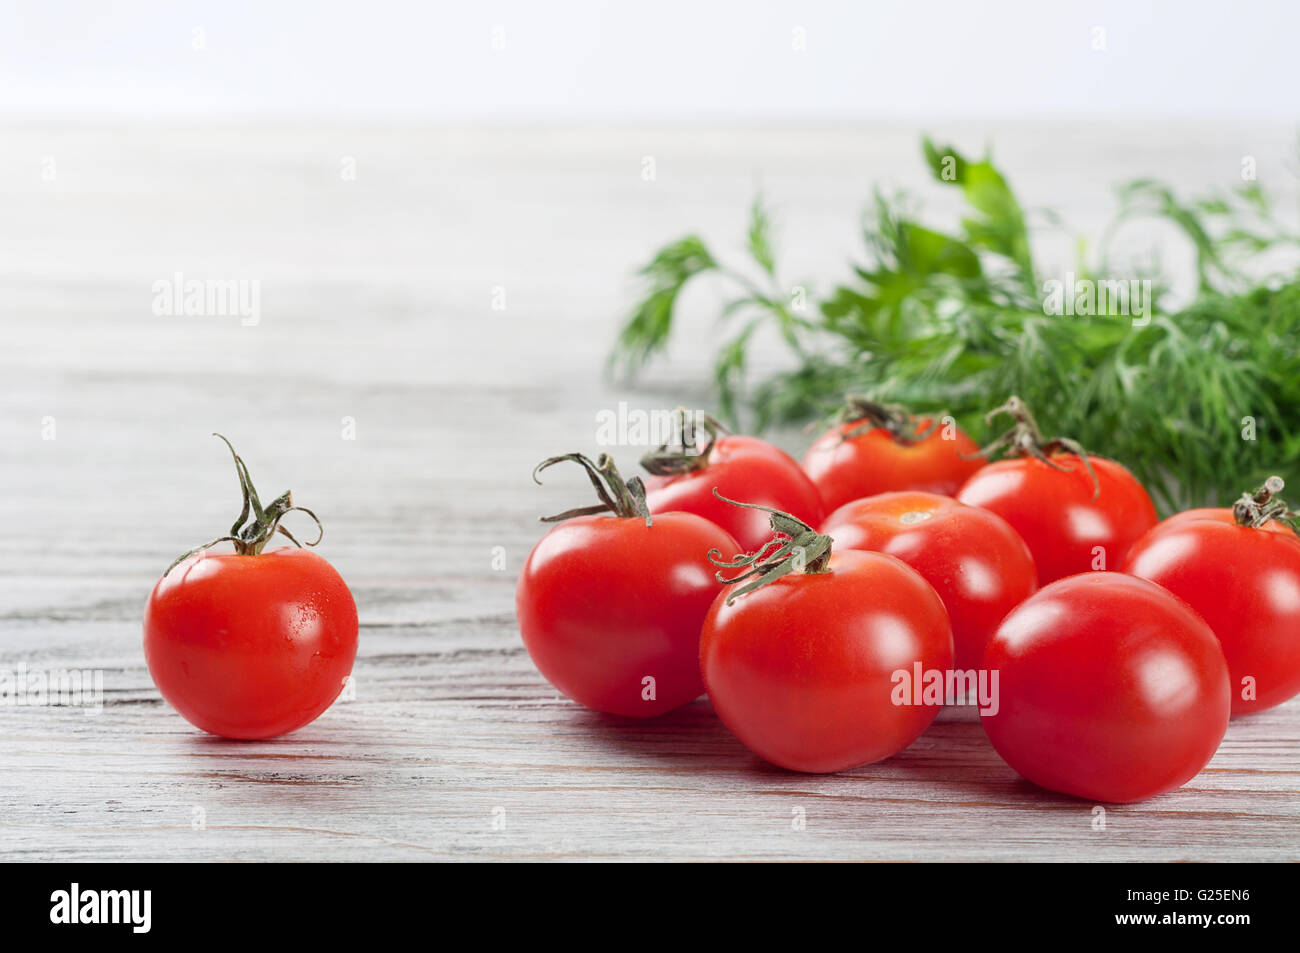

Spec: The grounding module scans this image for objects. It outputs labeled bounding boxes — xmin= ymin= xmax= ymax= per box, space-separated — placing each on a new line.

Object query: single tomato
xmin=641 ymin=413 xmax=823 ymax=553
xmin=802 ymin=398 xmax=984 ymax=512
xmin=1123 ymin=477 xmax=1300 ymax=714
xmin=700 ymin=500 xmax=953 ymax=773
xmin=955 ymin=397 xmax=1156 ymax=584
xmin=144 ymin=435 xmax=358 ymax=740
xmin=821 ymin=491 xmax=1036 ymax=671
xmin=517 ymin=452 xmax=739 ymax=717
xmin=981 ymin=572 xmax=1230 ymax=803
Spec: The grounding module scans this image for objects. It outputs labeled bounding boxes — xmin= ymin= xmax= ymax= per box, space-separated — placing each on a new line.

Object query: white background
xmin=2 ymin=0 xmax=1298 ymax=119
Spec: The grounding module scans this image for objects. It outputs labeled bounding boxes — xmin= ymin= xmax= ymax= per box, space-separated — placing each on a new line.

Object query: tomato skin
xmin=644 ymin=435 xmax=824 ymax=553
xmin=821 ymin=491 xmax=1037 ymax=672
xmin=981 ymin=572 xmax=1230 ymax=803
xmin=700 ymin=550 xmax=953 ymax=773
xmin=802 ymin=420 xmax=984 ymax=514
xmin=144 ymin=548 xmax=359 ymax=740
xmin=1123 ymin=510 xmax=1300 ymax=714
xmin=1144 ymin=506 xmax=1294 ymax=536
xmin=956 ymin=453 xmax=1157 ymax=585
xmin=516 ymin=512 xmax=739 ymax=717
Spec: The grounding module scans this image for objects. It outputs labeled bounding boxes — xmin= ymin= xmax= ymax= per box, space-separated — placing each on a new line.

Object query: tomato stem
xmin=972 ymin=395 xmax=1100 ymax=499
xmin=533 ymin=452 xmax=651 ymax=524
xmin=163 ymin=434 xmax=323 ymax=576
xmin=838 ymin=396 xmax=937 ymax=445
xmin=1232 ymin=476 xmax=1300 ymax=533
xmin=706 ymin=489 xmax=832 ymax=604
xmin=640 ymin=408 xmax=728 ymax=476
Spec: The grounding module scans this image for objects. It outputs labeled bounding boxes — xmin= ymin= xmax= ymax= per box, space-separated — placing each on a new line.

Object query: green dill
xmin=609 ymin=138 xmax=1300 ymax=514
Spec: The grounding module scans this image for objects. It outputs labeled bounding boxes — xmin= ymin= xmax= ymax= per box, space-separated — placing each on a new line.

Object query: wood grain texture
xmin=2 ymin=121 xmax=1298 ymax=861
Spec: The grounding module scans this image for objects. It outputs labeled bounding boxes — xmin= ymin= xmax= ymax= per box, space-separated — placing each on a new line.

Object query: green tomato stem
xmin=532 ymin=452 xmax=651 ymax=525
xmin=164 ymin=434 xmax=323 ymax=576
xmin=707 ymin=489 xmax=832 ymax=605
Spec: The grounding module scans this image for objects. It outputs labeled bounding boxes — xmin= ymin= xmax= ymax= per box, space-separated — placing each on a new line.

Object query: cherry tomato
xmin=517 ymin=453 xmax=739 ymax=717
xmin=1123 ymin=482 xmax=1300 ymax=714
xmin=146 ymin=548 xmax=358 ymax=739
xmin=144 ymin=436 xmax=358 ymax=740
xmin=957 ymin=452 xmax=1157 ymax=585
xmin=802 ymin=400 xmax=983 ymax=513
xmin=700 ymin=507 xmax=953 ymax=773
xmin=644 ymin=434 xmax=824 ymax=553
xmin=821 ymin=491 xmax=1036 ymax=671
xmin=981 ymin=572 xmax=1230 ymax=803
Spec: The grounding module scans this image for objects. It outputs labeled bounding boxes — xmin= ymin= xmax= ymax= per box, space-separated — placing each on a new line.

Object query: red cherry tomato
xmin=821 ymin=491 xmax=1036 ymax=671
xmin=803 ymin=410 xmax=983 ymax=513
xmin=701 ymin=534 xmax=953 ymax=773
xmin=146 ymin=548 xmax=358 ymax=739
xmin=957 ymin=453 xmax=1157 ymax=585
xmin=644 ymin=434 xmax=824 ymax=553
xmin=1123 ymin=494 xmax=1300 ymax=714
xmin=144 ymin=436 xmax=357 ymax=740
xmin=516 ymin=453 xmax=739 ymax=717
xmin=981 ymin=572 xmax=1230 ymax=803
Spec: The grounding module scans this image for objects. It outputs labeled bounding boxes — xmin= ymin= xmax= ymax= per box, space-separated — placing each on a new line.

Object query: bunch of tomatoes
xmin=517 ymin=397 xmax=1300 ymax=803
xmin=138 ymin=407 xmax=1300 ymax=807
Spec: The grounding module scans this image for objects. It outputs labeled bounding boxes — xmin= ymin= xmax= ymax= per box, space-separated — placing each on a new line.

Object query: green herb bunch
xmin=609 ymin=138 xmax=1300 ymax=513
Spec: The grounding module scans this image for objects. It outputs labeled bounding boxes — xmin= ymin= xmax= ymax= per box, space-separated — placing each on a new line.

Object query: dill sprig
xmin=608 ymin=138 xmax=1300 ymax=513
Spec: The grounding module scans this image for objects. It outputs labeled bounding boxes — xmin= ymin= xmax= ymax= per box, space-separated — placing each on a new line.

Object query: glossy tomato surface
xmin=981 ymin=572 xmax=1230 ymax=802
xmin=1144 ymin=506 xmax=1294 ymax=536
xmin=144 ymin=547 xmax=359 ymax=740
xmin=802 ymin=419 xmax=983 ymax=514
xmin=700 ymin=549 xmax=953 ymax=773
xmin=517 ymin=511 xmax=738 ymax=717
xmin=956 ymin=453 xmax=1157 ymax=585
xmin=821 ymin=491 xmax=1036 ymax=671
xmin=1124 ymin=509 xmax=1300 ymax=713
xmin=644 ymin=435 xmax=824 ymax=553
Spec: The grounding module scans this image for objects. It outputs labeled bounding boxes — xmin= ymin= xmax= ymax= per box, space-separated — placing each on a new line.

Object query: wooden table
xmin=3 ymin=121 xmax=1297 ymax=861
